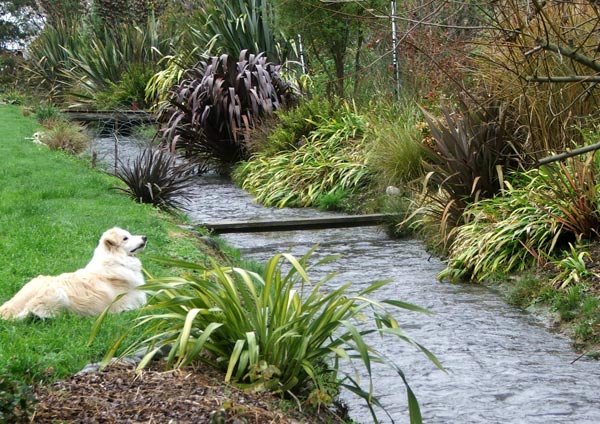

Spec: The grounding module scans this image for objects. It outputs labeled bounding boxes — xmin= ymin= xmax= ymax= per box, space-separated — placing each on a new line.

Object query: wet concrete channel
xmin=96 ymin=137 xmax=600 ymax=424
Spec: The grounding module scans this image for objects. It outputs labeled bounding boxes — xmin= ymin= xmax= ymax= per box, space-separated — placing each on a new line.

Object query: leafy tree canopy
xmin=0 ymin=0 xmax=42 ymax=49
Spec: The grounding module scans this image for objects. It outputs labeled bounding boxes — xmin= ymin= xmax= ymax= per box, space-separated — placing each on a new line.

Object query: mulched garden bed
xmin=31 ymin=361 xmax=346 ymax=423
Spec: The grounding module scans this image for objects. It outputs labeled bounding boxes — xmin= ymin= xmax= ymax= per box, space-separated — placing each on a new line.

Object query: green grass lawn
xmin=0 ymin=104 xmax=206 ymax=384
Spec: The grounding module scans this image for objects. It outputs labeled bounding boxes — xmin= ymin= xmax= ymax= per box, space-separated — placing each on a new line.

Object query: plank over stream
xmin=197 ymin=214 xmax=395 ymax=234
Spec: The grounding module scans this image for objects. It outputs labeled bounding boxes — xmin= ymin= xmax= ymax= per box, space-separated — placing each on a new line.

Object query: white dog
xmin=0 ymin=227 xmax=147 ymax=320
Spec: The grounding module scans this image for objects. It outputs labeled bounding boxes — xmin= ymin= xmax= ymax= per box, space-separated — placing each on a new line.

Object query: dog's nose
xmin=142 ymin=236 xmax=147 ymax=243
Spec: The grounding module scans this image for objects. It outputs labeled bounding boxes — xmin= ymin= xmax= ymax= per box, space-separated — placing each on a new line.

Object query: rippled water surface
xmin=102 ymin=138 xmax=600 ymax=423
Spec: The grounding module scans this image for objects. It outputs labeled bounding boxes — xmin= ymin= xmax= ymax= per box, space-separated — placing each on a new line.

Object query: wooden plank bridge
xmin=197 ymin=214 xmax=396 ymax=234
xmin=62 ymin=110 xmax=156 ymax=125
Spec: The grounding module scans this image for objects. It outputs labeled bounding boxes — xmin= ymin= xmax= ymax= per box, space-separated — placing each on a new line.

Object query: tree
xmin=475 ymin=0 xmax=600 ymax=152
xmin=273 ymin=0 xmax=380 ymax=98
xmin=36 ymin=0 xmax=87 ymax=25
xmin=93 ymin=0 xmax=168 ymax=28
xmin=0 ymin=0 xmax=42 ymax=49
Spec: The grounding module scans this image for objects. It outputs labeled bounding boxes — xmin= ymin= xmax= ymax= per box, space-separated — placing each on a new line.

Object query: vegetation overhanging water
xmin=99 ymin=136 xmax=600 ymax=424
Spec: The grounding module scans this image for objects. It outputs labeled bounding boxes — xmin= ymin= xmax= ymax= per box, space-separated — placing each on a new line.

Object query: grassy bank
xmin=0 ymin=104 xmax=206 ymax=384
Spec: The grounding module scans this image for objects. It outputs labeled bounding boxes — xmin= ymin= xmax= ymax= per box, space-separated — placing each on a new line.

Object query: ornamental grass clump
xmin=366 ymin=101 xmax=426 ymax=188
xmin=95 ymin=248 xmax=441 ymax=423
xmin=235 ymin=104 xmax=372 ymax=208
xmin=440 ymin=155 xmax=600 ymax=283
xmin=39 ymin=120 xmax=90 ymax=155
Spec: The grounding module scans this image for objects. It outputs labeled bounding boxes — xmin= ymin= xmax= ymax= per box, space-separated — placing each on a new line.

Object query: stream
xmin=96 ymin=137 xmax=600 ymax=424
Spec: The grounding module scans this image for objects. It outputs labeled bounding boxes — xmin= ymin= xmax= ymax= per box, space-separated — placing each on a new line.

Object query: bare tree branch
xmin=526 ymin=75 xmax=600 ymax=83
xmin=535 ymin=38 xmax=600 ymax=73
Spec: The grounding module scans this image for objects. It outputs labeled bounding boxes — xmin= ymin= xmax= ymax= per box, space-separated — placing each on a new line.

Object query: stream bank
xmin=96 ymin=136 xmax=600 ymax=423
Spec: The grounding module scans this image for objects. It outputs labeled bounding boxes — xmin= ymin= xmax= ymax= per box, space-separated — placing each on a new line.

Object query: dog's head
xmin=101 ymin=227 xmax=147 ymax=256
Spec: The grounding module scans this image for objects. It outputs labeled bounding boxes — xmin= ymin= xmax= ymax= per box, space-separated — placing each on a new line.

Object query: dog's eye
xmin=123 ymin=236 xmax=129 ymax=241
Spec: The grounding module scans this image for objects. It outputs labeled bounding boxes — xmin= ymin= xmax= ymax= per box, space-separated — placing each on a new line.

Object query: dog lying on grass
xmin=0 ymin=227 xmax=147 ymax=320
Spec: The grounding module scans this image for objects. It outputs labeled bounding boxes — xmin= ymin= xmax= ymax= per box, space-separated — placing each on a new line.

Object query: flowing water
xmin=98 ymin=137 xmax=600 ymax=424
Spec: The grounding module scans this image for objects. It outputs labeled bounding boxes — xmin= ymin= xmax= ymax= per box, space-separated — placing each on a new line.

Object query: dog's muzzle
xmin=130 ymin=236 xmax=147 ymax=254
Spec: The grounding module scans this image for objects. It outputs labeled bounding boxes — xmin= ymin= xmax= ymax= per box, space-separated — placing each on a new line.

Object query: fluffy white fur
xmin=0 ymin=227 xmax=147 ymax=320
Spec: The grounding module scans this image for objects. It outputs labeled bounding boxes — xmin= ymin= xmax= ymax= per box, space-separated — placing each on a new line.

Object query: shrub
xmin=34 ymin=103 xmax=63 ymax=125
xmin=113 ymin=147 xmax=197 ymax=212
xmin=0 ymin=90 xmax=25 ymax=105
xmin=94 ymin=249 xmax=441 ymax=423
xmin=439 ymin=155 xmax=600 ymax=282
xmin=95 ymin=64 xmax=156 ymax=110
xmin=413 ymin=103 xmax=525 ymax=248
xmin=234 ymin=104 xmax=372 ymax=208
xmin=366 ymin=101 xmax=426 ymax=188
xmin=26 ymin=17 xmax=167 ymax=106
xmin=25 ymin=21 xmax=78 ymax=100
xmin=0 ymin=370 xmax=35 ymax=423
xmin=156 ymin=50 xmax=298 ymax=167
xmin=186 ymin=0 xmax=290 ymax=64
xmin=473 ymin=1 xmax=600 ymax=154
xmin=0 ymin=51 xmax=25 ymax=87
xmin=246 ymin=96 xmax=333 ymax=156
xmin=550 ymin=244 xmax=597 ymax=290
xmin=40 ymin=120 xmax=90 ymax=154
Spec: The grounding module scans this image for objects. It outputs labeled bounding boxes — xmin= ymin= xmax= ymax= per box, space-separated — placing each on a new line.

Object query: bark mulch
xmin=31 ymin=361 xmax=345 ymax=423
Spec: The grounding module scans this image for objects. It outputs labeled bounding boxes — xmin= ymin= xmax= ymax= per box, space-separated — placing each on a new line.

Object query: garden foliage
xmin=114 ymin=147 xmax=197 ymax=213
xmin=157 ymin=50 xmax=297 ymax=167
xmin=440 ymin=155 xmax=600 ymax=283
xmin=94 ymin=248 xmax=441 ymax=423
xmin=414 ymin=103 xmax=525 ymax=247
xmin=234 ymin=103 xmax=371 ymax=208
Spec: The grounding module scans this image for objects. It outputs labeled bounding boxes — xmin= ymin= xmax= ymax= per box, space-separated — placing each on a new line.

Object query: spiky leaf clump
xmin=157 ymin=50 xmax=297 ymax=167
xmin=93 ymin=249 xmax=442 ymax=423
xmin=415 ymin=103 xmax=525 ymax=247
xmin=440 ymin=155 xmax=600 ymax=282
xmin=113 ymin=147 xmax=197 ymax=212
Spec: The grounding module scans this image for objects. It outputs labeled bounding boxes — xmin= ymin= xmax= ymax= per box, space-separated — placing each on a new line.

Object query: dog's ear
xmin=102 ymin=229 xmax=121 ymax=252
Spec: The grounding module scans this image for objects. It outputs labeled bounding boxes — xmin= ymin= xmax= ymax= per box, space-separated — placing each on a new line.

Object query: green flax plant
xmin=95 ymin=248 xmax=441 ymax=423
xmin=440 ymin=155 xmax=600 ymax=283
xmin=147 ymin=0 xmax=293 ymax=112
xmin=27 ymin=17 xmax=166 ymax=106
xmin=189 ymin=0 xmax=289 ymax=64
xmin=25 ymin=21 xmax=78 ymax=100
xmin=63 ymin=19 xmax=165 ymax=106
xmin=234 ymin=104 xmax=371 ymax=208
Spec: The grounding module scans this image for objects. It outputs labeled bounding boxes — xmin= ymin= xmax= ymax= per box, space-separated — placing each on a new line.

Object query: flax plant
xmin=27 ymin=17 xmax=166 ymax=105
xmin=94 ymin=248 xmax=441 ymax=423
xmin=25 ymin=21 xmax=78 ymax=99
xmin=411 ymin=103 xmax=523 ymax=249
xmin=63 ymin=20 xmax=165 ymax=104
xmin=157 ymin=50 xmax=296 ymax=166
xmin=113 ymin=147 xmax=197 ymax=213
xmin=193 ymin=0 xmax=288 ymax=63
